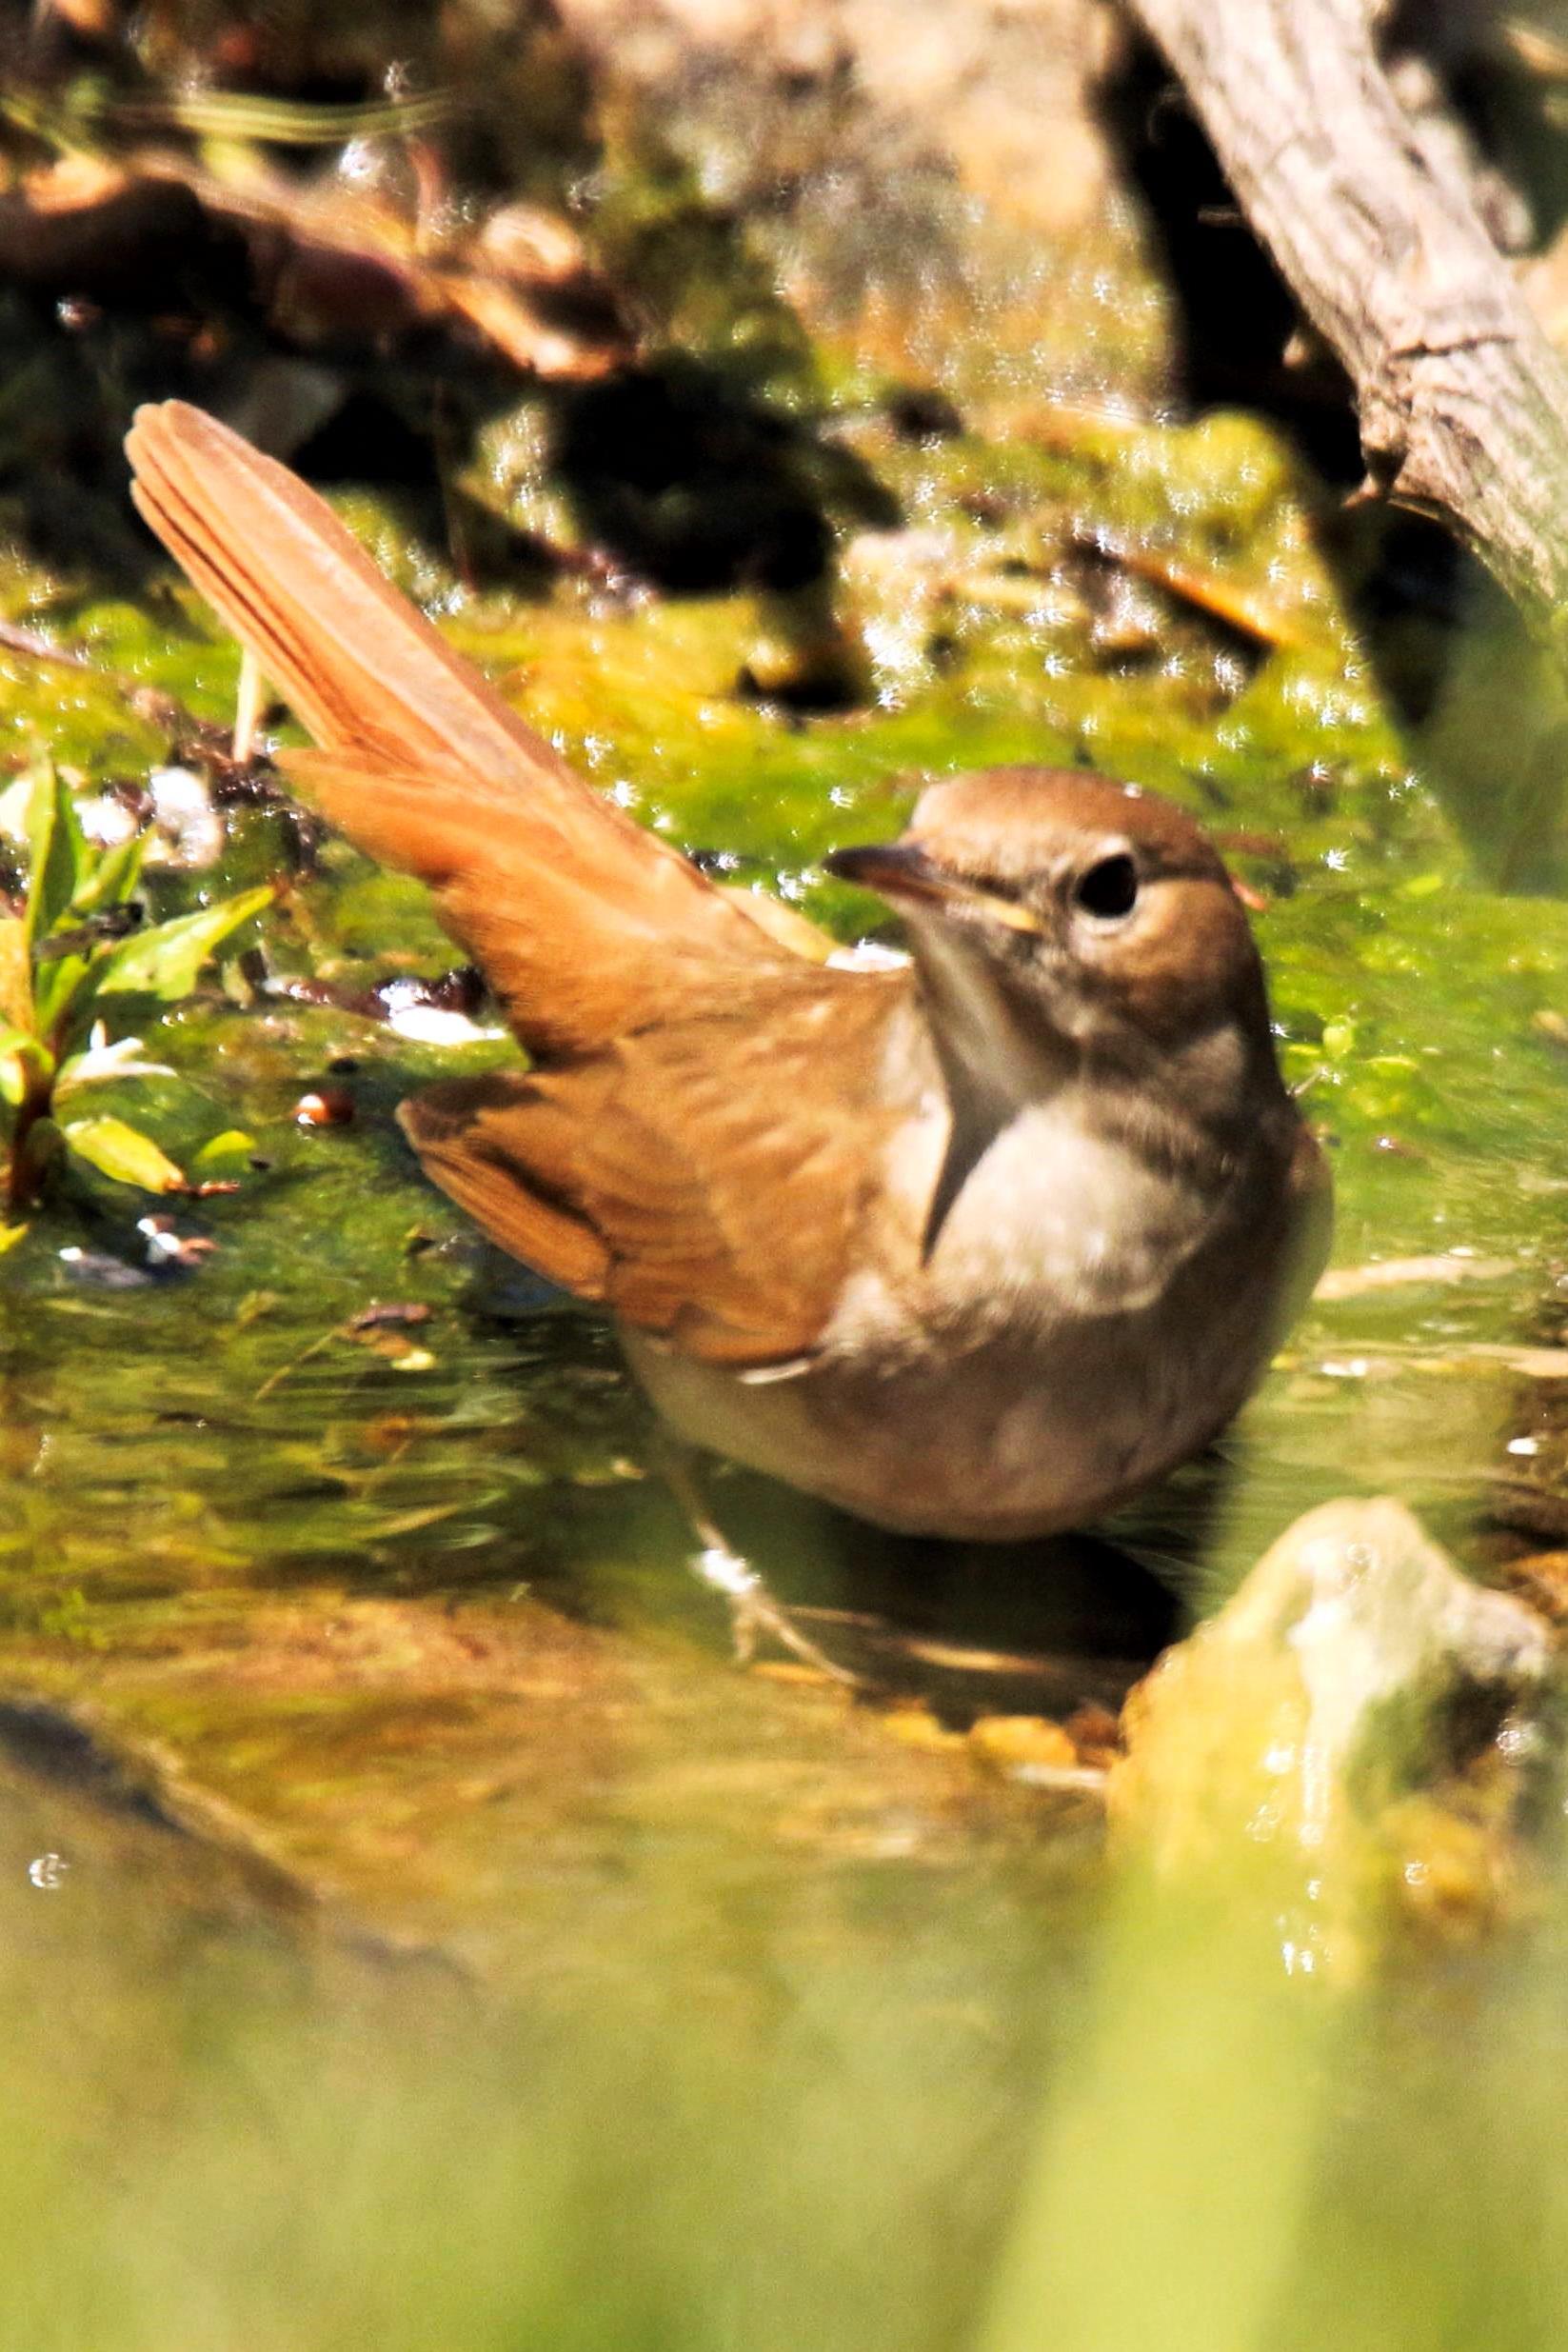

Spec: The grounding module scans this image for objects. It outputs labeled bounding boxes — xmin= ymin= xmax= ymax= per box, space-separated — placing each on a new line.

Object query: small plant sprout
xmin=0 ymin=764 xmax=271 ymax=1227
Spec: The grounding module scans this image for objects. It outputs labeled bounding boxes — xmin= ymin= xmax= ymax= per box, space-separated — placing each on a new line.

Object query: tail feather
xmin=129 ymin=400 xmax=569 ymax=787
xmin=125 ymin=401 xmax=775 ymax=1057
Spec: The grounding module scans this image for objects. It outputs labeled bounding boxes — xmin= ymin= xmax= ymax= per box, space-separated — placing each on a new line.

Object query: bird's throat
xmin=906 ymin=927 xmax=1072 ymax=1257
xmin=909 ymin=923 xmax=1069 ymax=1129
xmin=906 ymin=922 xmax=1282 ymax=1263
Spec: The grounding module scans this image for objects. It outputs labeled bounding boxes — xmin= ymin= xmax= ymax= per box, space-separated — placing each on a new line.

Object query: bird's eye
xmin=1072 ymin=852 xmax=1140 ymax=920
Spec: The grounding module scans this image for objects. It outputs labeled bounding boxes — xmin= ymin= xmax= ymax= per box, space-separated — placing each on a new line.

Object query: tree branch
xmin=1126 ymin=0 xmax=1568 ymax=668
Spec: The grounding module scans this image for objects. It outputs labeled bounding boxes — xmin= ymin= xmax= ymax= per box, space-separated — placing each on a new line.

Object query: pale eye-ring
xmin=1072 ymin=851 xmax=1140 ymax=920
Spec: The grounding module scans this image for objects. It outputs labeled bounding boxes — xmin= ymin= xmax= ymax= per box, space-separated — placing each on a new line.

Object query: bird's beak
xmin=824 ymin=842 xmax=1045 ymax=934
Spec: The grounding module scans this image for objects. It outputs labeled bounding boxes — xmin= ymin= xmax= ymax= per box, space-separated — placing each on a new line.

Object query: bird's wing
xmin=126 ymin=399 xmax=914 ymax=1365
xmin=401 ymin=967 xmax=906 ymax=1365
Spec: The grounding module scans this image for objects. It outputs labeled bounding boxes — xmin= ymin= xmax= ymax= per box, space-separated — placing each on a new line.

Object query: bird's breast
xmin=839 ymin=1089 xmax=1226 ymax=1348
xmin=623 ymin=1090 xmax=1309 ymax=1539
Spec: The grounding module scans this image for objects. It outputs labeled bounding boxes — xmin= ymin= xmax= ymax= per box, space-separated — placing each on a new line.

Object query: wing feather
xmin=401 ymin=976 xmax=905 ymax=1365
xmin=125 ymin=400 xmax=915 ymax=1365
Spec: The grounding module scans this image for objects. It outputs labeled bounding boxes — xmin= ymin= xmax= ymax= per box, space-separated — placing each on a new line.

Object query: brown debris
xmin=346 ymin=1302 xmax=433 ymax=1333
xmin=1495 ymin=1549 xmax=1568 ymax=1627
xmin=0 ymin=151 xmax=631 ymax=384
xmin=1062 ymin=1701 xmax=1122 ymax=1768
xmin=967 ymin=1713 xmax=1106 ymax=1793
xmin=294 ymin=1085 xmax=354 ymax=1128
xmin=1073 ymin=525 xmax=1309 ymax=651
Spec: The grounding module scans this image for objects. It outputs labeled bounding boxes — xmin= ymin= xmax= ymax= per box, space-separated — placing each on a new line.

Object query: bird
xmin=126 ymin=401 xmax=1329 ymax=1654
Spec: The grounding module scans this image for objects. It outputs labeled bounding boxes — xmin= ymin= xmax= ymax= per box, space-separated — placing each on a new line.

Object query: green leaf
xmin=31 ymin=952 xmax=89 ymax=1044
xmin=23 ymin=766 xmax=88 ymax=950
xmin=190 ymin=1127 xmax=256 ymax=1174
xmin=73 ymin=827 xmax=148 ymax=914
xmin=91 ymin=886 xmax=273 ymax=1006
xmin=62 ymin=1115 xmax=186 ymax=1193
xmin=0 ymin=1028 xmax=51 ymax=1108
xmin=22 ymin=767 xmax=53 ymax=950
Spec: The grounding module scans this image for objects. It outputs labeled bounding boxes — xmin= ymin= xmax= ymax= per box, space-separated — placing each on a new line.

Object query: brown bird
xmin=126 ymin=402 xmax=1328 ymax=1641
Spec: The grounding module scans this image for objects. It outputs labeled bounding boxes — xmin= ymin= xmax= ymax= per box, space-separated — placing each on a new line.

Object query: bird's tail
xmin=126 ymin=400 xmax=771 ymax=1057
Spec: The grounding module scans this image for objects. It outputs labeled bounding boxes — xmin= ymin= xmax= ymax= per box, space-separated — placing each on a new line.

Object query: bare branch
xmin=1127 ymin=0 xmax=1568 ymax=668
